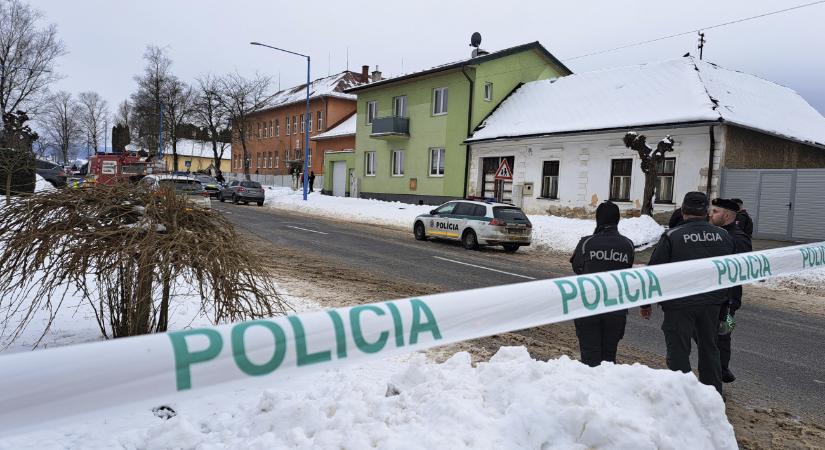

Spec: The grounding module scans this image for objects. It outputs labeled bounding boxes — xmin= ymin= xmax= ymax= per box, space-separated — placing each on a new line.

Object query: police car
xmin=413 ymin=199 xmax=532 ymax=252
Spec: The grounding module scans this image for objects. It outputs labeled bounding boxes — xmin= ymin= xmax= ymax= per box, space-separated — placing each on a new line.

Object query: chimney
xmin=371 ymin=66 xmax=382 ymax=82
xmin=361 ymin=65 xmax=369 ymax=83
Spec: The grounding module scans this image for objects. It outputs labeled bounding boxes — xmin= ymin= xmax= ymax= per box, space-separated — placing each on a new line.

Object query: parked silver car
xmin=413 ymin=199 xmax=532 ymax=252
xmin=138 ymin=174 xmax=212 ymax=209
xmin=218 ymin=180 xmax=265 ymax=206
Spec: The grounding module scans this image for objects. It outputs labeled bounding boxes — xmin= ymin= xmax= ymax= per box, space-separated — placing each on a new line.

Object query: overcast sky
xmin=29 ymin=0 xmax=825 ymax=121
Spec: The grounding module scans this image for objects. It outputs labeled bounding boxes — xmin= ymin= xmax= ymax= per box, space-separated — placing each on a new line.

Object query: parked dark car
xmin=218 ymin=180 xmax=265 ymax=206
xmin=36 ymin=160 xmax=67 ymax=187
xmin=193 ymin=175 xmax=222 ymax=198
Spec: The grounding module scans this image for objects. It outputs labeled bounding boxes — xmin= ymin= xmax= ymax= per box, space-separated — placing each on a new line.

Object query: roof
xmin=126 ymin=139 xmax=232 ymax=159
xmin=257 ymin=71 xmax=363 ymax=113
xmin=468 ymin=57 xmax=825 ymax=149
xmin=311 ymin=113 xmax=356 ymax=140
xmin=345 ymin=42 xmax=572 ymax=94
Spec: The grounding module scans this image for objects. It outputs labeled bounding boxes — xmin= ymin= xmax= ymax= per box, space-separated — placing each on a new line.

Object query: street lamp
xmin=250 ymin=41 xmax=311 ymax=201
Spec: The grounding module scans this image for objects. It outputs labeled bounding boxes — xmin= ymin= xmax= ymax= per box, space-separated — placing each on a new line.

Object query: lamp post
xmin=251 ymin=41 xmax=311 ymax=201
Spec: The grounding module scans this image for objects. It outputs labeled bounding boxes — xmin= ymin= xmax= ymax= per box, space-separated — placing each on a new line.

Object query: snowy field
xmin=263 ymin=188 xmax=664 ymax=252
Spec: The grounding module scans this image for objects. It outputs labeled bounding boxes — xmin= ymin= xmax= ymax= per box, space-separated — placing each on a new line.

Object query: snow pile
xmin=35 ymin=174 xmax=54 ymax=192
xmin=264 ymin=188 xmax=664 ymax=251
xmin=0 ymin=347 xmax=736 ymax=449
xmin=762 ymin=266 xmax=825 ymax=292
xmin=312 ymin=113 xmax=356 ymax=140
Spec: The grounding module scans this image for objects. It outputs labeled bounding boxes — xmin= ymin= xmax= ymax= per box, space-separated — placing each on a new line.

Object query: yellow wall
xmin=163 ymin=155 xmax=231 ymax=173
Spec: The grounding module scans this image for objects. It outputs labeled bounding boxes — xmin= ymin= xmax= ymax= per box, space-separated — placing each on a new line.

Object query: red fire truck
xmin=86 ymin=153 xmax=155 ymax=185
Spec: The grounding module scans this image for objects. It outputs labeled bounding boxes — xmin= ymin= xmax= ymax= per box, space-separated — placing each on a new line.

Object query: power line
xmin=562 ymin=0 xmax=825 ymax=62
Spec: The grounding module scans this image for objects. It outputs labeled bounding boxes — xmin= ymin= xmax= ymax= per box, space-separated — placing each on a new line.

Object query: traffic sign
xmin=494 ymin=159 xmax=513 ymax=180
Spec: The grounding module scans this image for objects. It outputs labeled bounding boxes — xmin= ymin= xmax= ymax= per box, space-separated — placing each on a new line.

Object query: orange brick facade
xmin=231 ymin=96 xmax=356 ymax=176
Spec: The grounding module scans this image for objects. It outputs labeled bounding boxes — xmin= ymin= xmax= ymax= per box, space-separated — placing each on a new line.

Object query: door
xmin=792 ymin=170 xmax=825 ymax=240
xmin=428 ymin=202 xmax=459 ymax=239
xmin=755 ymin=171 xmax=794 ymax=239
xmin=481 ymin=156 xmax=514 ymax=202
xmin=332 ymin=161 xmax=346 ymax=197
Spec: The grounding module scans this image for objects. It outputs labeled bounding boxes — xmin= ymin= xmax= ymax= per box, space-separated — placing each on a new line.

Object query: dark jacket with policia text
xmin=570 ymin=225 xmax=636 ymax=315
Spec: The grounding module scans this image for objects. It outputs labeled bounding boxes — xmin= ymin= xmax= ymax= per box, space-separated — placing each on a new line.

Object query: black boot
xmin=722 ymin=368 xmax=736 ymax=383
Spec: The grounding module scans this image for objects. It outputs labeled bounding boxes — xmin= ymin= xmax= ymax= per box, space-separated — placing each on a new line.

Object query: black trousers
xmin=662 ymin=304 xmax=723 ymax=395
xmin=718 ymin=307 xmax=735 ymax=371
xmin=574 ymin=313 xmax=627 ymax=367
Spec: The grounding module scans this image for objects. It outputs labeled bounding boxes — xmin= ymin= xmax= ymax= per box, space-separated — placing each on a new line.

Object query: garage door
xmin=332 ymin=161 xmax=346 ymax=197
xmin=755 ymin=171 xmax=794 ymax=239
xmin=792 ymin=170 xmax=825 ymax=240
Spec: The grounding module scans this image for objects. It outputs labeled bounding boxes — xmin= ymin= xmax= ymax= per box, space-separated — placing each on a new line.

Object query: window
xmin=293 ymin=115 xmax=297 ymax=134
xmin=275 ymin=153 xmax=280 ymax=168
xmin=434 ymin=202 xmax=457 ymax=215
xmin=317 ymin=111 xmax=323 ymax=130
xmin=307 ymin=114 xmax=312 ymax=132
xmin=268 ymin=152 xmax=273 ymax=168
xmin=366 ymin=101 xmax=377 ymax=124
xmin=392 ymin=150 xmax=405 ymax=176
xmin=307 ymin=149 xmax=312 ymax=168
xmin=275 ymin=119 xmax=280 ymax=136
xmin=393 ymin=95 xmax=407 ymax=117
xmin=655 ymin=157 xmax=676 ymax=203
xmin=432 ymin=87 xmax=448 ymax=115
xmin=540 ymin=161 xmax=560 ymax=199
xmin=257 ymin=122 xmax=262 ymax=139
xmin=365 ymin=151 xmax=376 ymax=176
xmin=429 ymin=148 xmax=445 ymax=176
xmin=453 ymin=202 xmax=477 ymax=216
xmin=483 ymin=82 xmax=493 ymax=101
xmin=610 ymin=159 xmax=633 ymax=201
xmin=269 ymin=121 xmax=273 ymax=138
xmin=300 ymin=114 xmax=305 ymax=133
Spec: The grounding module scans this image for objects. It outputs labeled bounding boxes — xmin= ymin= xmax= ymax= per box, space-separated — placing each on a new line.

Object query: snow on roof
xmin=265 ymin=71 xmax=362 ymax=110
xmin=469 ymin=57 xmax=825 ymax=148
xmin=311 ymin=114 xmax=356 ymax=140
xmin=125 ymin=139 xmax=232 ymax=159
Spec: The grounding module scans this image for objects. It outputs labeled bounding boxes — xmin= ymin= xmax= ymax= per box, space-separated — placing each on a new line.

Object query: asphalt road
xmin=215 ymin=201 xmax=825 ymax=423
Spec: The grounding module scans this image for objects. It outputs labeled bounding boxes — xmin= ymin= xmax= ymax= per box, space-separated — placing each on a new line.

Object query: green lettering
xmin=231 ymin=320 xmax=287 ymax=376
xmin=725 ymin=258 xmax=738 ymax=283
xmin=800 ymin=248 xmax=811 ymax=268
xmin=620 ymin=271 xmax=640 ymax=303
xmin=327 ymin=310 xmax=347 ymax=358
xmin=409 ymin=299 xmax=442 ymax=344
xmin=713 ymin=260 xmax=726 ymax=285
xmin=385 ymin=302 xmax=405 ymax=348
xmin=289 ymin=316 xmax=331 ymax=366
xmin=350 ymin=305 xmax=389 ymax=353
xmin=578 ymin=276 xmax=601 ymax=310
xmin=747 ymin=255 xmax=760 ymax=278
xmin=554 ymin=279 xmax=578 ymax=314
xmin=761 ymin=255 xmax=772 ymax=276
xmin=645 ymin=269 xmax=662 ymax=297
xmin=737 ymin=257 xmax=748 ymax=281
xmin=598 ymin=275 xmax=617 ymax=307
xmin=168 ymin=328 xmax=223 ymax=391
xmin=609 ymin=273 xmax=625 ymax=304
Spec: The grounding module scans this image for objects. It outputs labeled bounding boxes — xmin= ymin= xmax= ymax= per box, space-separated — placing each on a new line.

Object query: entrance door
xmin=756 ymin=171 xmax=794 ymax=238
xmin=332 ymin=161 xmax=346 ymax=197
xmin=481 ymin=156 xmax=514 ymax=202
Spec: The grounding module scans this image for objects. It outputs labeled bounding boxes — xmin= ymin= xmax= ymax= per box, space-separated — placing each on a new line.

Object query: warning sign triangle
xmin=494 ymin=159 xmax=513 ymax=180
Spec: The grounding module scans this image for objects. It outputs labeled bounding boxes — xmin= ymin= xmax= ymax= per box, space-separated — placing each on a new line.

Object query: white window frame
xmin=540 ymin=160 xmax=560 ymax=199
xmin=307 ymin=149 xmax=312 ymax=168
xmin=317 ymin=111 xmax=323 ymax=131
xmin=365 ymin=151 xmax=376 ymax=176
xmin=391 ymin=150 xmax=405 ymax=176
xmin=285 ymin=117 xmax=290 ymax=135
xmin=429 ymin=147 xmax=445 ymax=177
xmin=432 ymin=87 xmax=448 ymax=116
xmin=275 ymin=153 xmax=279 ymax=168
xmin=392 ymin=95 xmax=407 ymax=117
xmin=483 ymin=82 xmax=493 ymax=101
xmin=275 ymin=119 xmax=280 ymax=136
xmin=301 ymin=114 xmax=305 ymax=133
xmin=366 ymin=101 xmax=377 ymax=125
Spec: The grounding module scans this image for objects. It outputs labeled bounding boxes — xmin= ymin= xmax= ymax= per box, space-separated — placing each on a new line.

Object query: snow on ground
xmin=263 ymin=187 xmax=664 ymax=252
xmin=35 ymin=174 xmax=54 ymax=192
xmin=763 ymin=266 xmax=825 ymax=291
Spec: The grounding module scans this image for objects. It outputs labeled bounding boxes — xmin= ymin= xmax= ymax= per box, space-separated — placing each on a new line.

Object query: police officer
xmin=731 ymin=198 xmax=754 ymax=238
xmin=710 ymin=198 xmax=752 ymax=383
xmin=569 ymin=201 xmax=635 ymax=367
xmin=640 ymin=192 xmax=735 ymax=395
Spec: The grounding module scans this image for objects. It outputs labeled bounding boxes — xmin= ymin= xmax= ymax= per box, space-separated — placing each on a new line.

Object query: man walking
xmin=569 ymin=201 xmax=635 ymax=367
xmin=710 ymin=198 xmax=752 ymax=383
xmin=308 ymin=170 xmax=316 ymax=193
xmin=731 ymin=198 xmax=754 ymax=237
xmin=641 ymin=192 xmax=735 ymax=395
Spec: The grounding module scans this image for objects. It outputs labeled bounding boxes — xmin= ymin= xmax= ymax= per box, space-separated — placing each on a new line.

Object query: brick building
xmin=231 ymin=68 xmax=369 ymax=176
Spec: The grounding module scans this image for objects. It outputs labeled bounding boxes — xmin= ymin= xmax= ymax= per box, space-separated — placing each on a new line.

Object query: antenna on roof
xmin=697 ymin=31 xmax=706 ymax=60
xmin=470 ymin=32 xmax=488 ymax=58
xmin=346 ymin=47 xmax=350 ymax=71
xmin=328 ymin=51 xmax=331 ymax=76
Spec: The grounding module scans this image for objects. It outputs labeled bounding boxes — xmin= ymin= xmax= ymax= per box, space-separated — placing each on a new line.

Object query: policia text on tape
xmin=0 ymin=242 xmax=822 ymax=435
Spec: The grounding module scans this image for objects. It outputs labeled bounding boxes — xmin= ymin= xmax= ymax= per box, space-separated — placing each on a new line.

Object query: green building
xmin=324 ymin=41 xmax=570 ymax=204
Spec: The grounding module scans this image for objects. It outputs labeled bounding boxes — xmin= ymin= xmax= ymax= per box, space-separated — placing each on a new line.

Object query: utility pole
xmin=698 ymin=31 xmax=706 ymax=60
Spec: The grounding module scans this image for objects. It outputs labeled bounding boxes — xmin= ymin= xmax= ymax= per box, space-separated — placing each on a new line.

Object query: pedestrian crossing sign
xmin=494 ymin=159 xmax=513 ymax=180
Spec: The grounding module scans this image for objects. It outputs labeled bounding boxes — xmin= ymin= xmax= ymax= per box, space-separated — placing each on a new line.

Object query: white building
xmin=465 ymin=57 xmax=825 ymax=222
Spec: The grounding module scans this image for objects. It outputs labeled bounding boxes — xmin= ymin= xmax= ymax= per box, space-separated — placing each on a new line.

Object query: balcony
xmin=370 ymin=116 xmax=409 ymax=139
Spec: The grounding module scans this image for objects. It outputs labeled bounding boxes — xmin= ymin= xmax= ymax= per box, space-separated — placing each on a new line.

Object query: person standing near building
xmin=731 ymin=198 xmax=754 ymax=237
xmin=569 ymin=201 xmax=635 ymax=367
xmin=640 ymin=192 xmax=735 ymax=396
xmin=710 ymin=198 xmax=752 ymax=383
xmin=308 ymin=170 xmax=316 ymax=193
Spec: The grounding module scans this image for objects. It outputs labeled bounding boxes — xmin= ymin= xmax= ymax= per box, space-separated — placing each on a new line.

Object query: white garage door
xmin=332 ymin=161 xmax=346 ymax=197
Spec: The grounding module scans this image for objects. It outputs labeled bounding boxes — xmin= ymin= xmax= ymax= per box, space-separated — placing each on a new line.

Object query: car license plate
xmin=508 ymin=235 xmax=525 ymax=240
xmin=507 ymin=228 xmax=524 ymax=234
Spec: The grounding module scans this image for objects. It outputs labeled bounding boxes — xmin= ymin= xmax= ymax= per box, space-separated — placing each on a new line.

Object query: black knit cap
xmin=596 ymin=201 xmax=620 ymax=227
xmin=712 ymin=198 xmax=740 ymax=213
xmin=682 ymin=191 xmax=709 ymax=215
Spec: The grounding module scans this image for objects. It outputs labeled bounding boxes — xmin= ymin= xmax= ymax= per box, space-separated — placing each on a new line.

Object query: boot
xmin=722 ymin=367 xmax=736 ymax=383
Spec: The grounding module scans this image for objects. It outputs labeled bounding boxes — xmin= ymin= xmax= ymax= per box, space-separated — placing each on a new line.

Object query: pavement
xmin=215 ymin=201 xmax=825 ymax=423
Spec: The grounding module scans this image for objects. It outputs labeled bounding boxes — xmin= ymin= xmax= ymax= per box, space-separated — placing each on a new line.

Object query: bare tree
xmin=0 ymin=0 xmax=67 ymax=124
xmin=0 ymin=110 xmax=37 ymax=202
xmin=115 ymin=99 xmax=131 ymax=128
xmin=39 ymin=91 xmax=81 ymax=163
xmin=219 ymin=72 xmax=273 ymax=179
xmin=623 ymin=132 xmax=675 ymax=216
xmin=193 ymin=74 xmax=230 ymax=174
xmin=77 ymin=91 xmax=110 ymax=154
xmin=161 ymin=77 xmax=193 ymax=172
xmin=130 ymin=46 xmax=171 ymax=156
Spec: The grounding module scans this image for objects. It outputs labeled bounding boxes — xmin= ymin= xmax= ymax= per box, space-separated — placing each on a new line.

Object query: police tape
xmin=1 ymin=241 xmax=824 ymax=434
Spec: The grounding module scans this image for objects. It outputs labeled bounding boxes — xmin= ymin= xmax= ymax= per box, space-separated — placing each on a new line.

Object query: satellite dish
xmin=470 ymin=32 xmax=482 ymax=48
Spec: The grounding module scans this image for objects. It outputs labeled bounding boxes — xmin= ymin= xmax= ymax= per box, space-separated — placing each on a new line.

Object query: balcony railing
xmin=370 ymin=116 xmax=409 ymax=139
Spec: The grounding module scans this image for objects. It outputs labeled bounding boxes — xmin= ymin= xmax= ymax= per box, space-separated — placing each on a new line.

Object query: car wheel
xmin=462 ymin=229 xmax=479 ymax=250
xmin=414 ymin=221 xmax=427 ymax=241
xmin=233 ymin=194 xmax=239 ymax=204
xmin=218 ymin=193 xmax=225 ymax=202
xmin=256 ymin=201 xmax=263 ymax=207
xmin=243 ymin=201 xmax=249 ymax=205
xmin=502 ymin=244 xmax=520 ymax=253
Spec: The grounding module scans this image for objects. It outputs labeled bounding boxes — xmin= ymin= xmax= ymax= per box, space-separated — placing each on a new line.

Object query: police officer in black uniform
xmin=710 ymin=198 xmax=752 ymax=383
xmin=569 ymin=201 xmax=635 ymax=367
xmin=731 ymin=198 xmax=754 ymax=238
xmin=641 ymin=192 xmax=735 ymax=395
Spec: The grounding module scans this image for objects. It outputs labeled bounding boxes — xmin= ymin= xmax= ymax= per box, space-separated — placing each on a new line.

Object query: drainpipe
xmin=461 ymin=66 xmax=474 ymax=199
xmin=706 ymin=125 xmax=716 ymax=196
